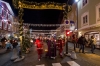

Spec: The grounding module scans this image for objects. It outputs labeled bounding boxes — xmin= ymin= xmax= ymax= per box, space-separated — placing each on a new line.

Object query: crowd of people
xmin=77 ymin=35 xmax=97 ymax=54
xmin=34 ymin=36 xmax=65 ymax=61
xmin=34 ymin=35 xmax=97 ymax=61
xmin=0 ymin=37 xmax=21 ymax=52
xmin=71 ymin=34 xmax=97 ymax=54
xmin=0 ymin=34 xmax=97 ymax=61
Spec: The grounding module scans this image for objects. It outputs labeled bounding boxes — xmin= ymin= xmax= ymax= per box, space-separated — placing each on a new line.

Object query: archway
xmin=12 ymin=0 xmax=72 ymax=51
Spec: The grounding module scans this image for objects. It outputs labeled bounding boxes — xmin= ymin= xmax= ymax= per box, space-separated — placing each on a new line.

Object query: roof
xmin=1 ymin=1 xmax=14 ymax=16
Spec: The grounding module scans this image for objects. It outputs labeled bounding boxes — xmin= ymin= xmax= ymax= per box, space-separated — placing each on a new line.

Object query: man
xmin=50 ymin=37 xmax=56 ymax=59
xmin=78 ymin=35 xmax=88 ymax=53
xmin=72 ymin=34 xmax=76 ymax=51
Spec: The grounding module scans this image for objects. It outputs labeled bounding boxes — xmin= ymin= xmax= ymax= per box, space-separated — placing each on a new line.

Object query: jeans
xmin=91 ymin=44 xmax=95 ymax=53
xmin=79 ymin=44 xmax=85 ymax=53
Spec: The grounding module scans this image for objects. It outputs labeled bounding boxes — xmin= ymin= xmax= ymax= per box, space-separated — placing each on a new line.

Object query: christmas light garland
xmin=31 ymin=30 xmax=60 ymax=32
xmin=13 ymin=0 xmax=66 ymax=10
xmin=12 ymin=22 xmax=70 ymax=27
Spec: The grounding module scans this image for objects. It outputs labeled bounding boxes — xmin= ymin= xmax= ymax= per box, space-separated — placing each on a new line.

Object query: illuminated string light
xmin=12 ymin=22 xmax=69 ymax=27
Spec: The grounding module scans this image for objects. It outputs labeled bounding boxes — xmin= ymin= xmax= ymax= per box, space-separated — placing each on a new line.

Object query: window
xmin=3 ymin=21 xmax=7 ymax=30
xmin=99 ymin=8 xmax=100 ymax=18
xmin=7 ymin=14 xmax=13 ymax=22
xmin=83 ymin=0 xmax=87 ymax=6
xmin=8 ymin=14 xmax=11 ymax=21
xmin=85 ymin=15 xmax=87 ymax=23
xmin=0 ymin=6 xmax=2 ymax=15
xmin=8 ymin=24 xmax=11 ymax=31
xmin=82 ymin=0 xmax=89 ymax=8
xmin=2 ymin=10 xmax=7 ymax=19
xmin=83 ymin=15 xmax=88 ymax=24
xmin=96 ymin=3 xmax=100 ymax=23
xmin=81 ymin=12 xmax=89 ymax=26
xmin=0 ymin=20 xmax=2 ymax=28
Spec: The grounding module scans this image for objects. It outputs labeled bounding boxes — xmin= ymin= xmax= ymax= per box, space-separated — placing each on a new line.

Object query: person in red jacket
xmin=35 ymin=37 xmax=43 ymax=61
xmin=56 ymin=37 xmax=63 ymax=58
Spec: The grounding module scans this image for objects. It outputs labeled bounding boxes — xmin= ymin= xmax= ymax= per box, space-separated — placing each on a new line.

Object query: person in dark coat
xmin=1 ymin=37 xmax=7 ymax=48
xmin=45 ymin=38 xmax=51 ymax=58
xmin=78 ymin=35 xmax=88 ymax=53
xmin=50 ymin=38 xmax=56 ymax=59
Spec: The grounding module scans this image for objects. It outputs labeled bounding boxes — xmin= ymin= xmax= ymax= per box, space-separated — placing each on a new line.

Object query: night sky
xmin=3 ymin=0 xmax=74 ymax=30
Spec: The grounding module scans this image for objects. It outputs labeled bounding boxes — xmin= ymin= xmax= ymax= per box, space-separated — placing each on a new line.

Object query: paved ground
xmin=0 ymin=42 xmax=100 ymax=66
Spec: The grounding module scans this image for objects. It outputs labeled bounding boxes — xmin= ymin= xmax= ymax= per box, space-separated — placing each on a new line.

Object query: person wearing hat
xmin=56 ymin=37 xmax=63 ymax=58
xmin=35 ymin=36 xmax=43 ymax=61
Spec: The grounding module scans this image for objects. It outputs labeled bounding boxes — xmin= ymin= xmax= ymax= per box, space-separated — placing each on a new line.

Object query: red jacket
xmin=56 ymin=39 xmax=63 ymax=49
xmin=35 ymin=39 xmax=43 ymax=49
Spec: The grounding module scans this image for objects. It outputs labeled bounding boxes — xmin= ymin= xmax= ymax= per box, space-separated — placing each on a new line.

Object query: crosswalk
xmin=36 ymin=64 xmax=45 ymax=66
xmin=36 ymin=61 xmax=80 ymax=66
xmin=52 ymin=63 xmax=62 ymax=66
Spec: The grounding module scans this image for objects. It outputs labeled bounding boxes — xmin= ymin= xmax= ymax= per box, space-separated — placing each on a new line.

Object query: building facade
xmin=0 ymin=1 xmax=14 ymax=38
xmin=67 ymin=3 xmax=77 ymax=36
xmin=77 ymin=0 xmax=100 ymax=48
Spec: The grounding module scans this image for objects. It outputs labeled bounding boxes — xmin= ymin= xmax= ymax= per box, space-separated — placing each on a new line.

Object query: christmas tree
xmin=22 ymin=30 xmax=31 ymax=53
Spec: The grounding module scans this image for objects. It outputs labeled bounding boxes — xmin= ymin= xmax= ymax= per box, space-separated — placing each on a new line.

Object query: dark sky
xmin=3 ymin=0 xmax=74 ymax=30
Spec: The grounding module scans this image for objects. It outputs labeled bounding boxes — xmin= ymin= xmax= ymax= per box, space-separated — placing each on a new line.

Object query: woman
xmin=90 ymin=36 xmax=96 ymax=53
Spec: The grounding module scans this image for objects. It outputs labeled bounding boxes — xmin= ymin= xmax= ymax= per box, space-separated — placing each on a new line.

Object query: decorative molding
xmin=78 ymin=23 xmax=100 ymax=31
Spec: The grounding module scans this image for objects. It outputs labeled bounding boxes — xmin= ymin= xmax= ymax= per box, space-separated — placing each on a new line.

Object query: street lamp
xmin=75 ymin=0 xmax=79 ymax=2
xmin=75 ymin=0 xmax=80 ymax=37
xmin=75 ymin=0 xmax=80 ymax=48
